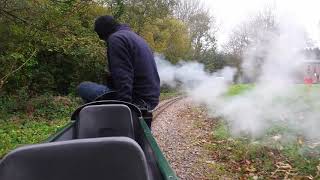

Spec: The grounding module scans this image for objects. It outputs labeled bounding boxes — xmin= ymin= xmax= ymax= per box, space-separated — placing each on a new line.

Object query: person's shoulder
xmin=109 ymin=32 xmax=122 ymax=40
xmin=108 ymin=32 xmax=127 ymax=45
xmin=109 ymin=31 xmax=140 ymax=46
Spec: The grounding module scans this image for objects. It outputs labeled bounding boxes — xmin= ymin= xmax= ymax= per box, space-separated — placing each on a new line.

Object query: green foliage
xmin=0 ymin=0 xmax=204 ymax=95
xmin=0 ymin=0 xmax=223 ymax=97
xmin=282 ymin=144 xmax=319 ymax=176
xmin=0 ymin=119 xmax=68 ymax=158
xmin=226 ymin=84 xmax=254 ymax=96
xmin=30 ymin=95 xmax=81 ymax=120
xmin=213 ymin=121 xmax=231 ymax=140
xmin=210 ymin=121 xmax=320 ymax=178
xmin=141 ymin=18 xmax=191 ymax=63
xmin=0 ymin=94 xmax=81 ymax=121
xmin=159 ymin=92 xmax=180 ymax=101
xmin=115 ymin=0 xmax=176 ymax=34
xmin=0 ymin=0 xmax=217 ymax=159
xmin=0 ymin=0 xmax=107 ymax=95
xmin=107 ymin=0 xmax=126 ymax=19
xmin=0 ymin=95 xmax=80 ymax=157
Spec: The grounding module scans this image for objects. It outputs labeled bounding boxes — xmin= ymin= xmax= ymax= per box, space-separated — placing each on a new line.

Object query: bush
xmin=0 ymin=94 xmax=81 ymax=121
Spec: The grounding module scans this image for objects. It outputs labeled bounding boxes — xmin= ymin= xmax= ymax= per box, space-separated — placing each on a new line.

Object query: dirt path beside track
xmin=152 ymin=98 xmax=215 ymax=180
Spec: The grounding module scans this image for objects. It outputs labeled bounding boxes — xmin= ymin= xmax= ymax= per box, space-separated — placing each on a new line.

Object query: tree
xmin=141 ymin=18 xmax=191 ymax=63
xmin=174 ymin=0 xmax=217 ymax=69
xmin=224 ymin=7 xmax=277 ymax=56
xmin=173 ymin=0 xmax=218 ymax=71
xmin=0 ymin=0 xmax=108 ymax=94
xmin=188 ymin=11 xmax=216 ymax=59
xmin=223 ymin=7 xmax=278 ymax=82
xmin=173 ymin=0 xmax=204 ymax=22
xmin=0 ymin=0 xmax=191 ymax=95
xmin=103 ymin=0 xmax=176 ymax=34
xmin=0 ymin=0 xmax=204 ymax=95
xmin=102 ymin=0 xmax=191 ymax=63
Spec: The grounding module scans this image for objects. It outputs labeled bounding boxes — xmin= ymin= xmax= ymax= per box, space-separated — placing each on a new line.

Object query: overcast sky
xmin=205 ymin=0 xmax=320 ymax=48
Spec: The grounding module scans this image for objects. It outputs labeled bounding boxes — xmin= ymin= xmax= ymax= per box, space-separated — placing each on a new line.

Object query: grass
xmin=0 ymin=118 xmax=68 ymax=157
xmin=206 ymin=84 xmax=320 ymax=179
xmin=159 ymin=91 xmax=180 ymax=101
xmin=2 ymin=84 xmax=318 ymax=178
xmin=208 ymin=122 xmax=320 ymax=179
xmin=0 ymin=94 xmax=81 ymax=158
xmin=226 ymin=83 xmax=320 ymax=97
xmin=226 ymin=84 xmax=254 ymax=96
xmin=0 ymin=91 xmax=177 ymax=158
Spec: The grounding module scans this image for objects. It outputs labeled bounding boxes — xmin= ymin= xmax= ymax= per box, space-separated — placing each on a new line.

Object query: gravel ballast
xmin=152 ymin=98 xmax=215 ymax=180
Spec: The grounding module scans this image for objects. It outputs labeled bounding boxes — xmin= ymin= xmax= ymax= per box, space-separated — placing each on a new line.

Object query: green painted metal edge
xmin=139 ymin=117 xmax=179 ymax=180
xmin=44 ymin=121 xmax=75 ymax=142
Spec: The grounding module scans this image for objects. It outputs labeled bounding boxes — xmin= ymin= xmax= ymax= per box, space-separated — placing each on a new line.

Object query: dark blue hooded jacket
xmin=106 ymin=25 xmax=160 ymax=110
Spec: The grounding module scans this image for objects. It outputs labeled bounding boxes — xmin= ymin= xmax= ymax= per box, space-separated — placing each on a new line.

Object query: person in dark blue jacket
xmin=77 ymin=15 xmax=160 ymax=111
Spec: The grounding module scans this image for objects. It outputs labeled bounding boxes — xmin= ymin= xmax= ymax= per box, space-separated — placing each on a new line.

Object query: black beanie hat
xmin=94 ymin=15 xmax=120 ymax=40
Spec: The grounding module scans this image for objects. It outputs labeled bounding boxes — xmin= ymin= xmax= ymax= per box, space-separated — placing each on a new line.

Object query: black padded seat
xmin=0 ymin=137 xmax=150 ymax=180
xmin=78 ymin=104 xmax=135 ymax=139
xmin=94 ymin=91 xmax=117 ymax=101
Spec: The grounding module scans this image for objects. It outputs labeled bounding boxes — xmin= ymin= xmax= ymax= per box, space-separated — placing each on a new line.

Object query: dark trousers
xmin=76 ymin=81 xmax=153 ymax=128
xmin=77 ymin=81 xmax=111 ymax=103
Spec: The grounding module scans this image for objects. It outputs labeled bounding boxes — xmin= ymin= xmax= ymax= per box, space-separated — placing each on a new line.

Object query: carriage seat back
xmin=0 ymin=137 xmax=150 ymax=180
xmin=78 ymin=104 xmax=134 ymax=139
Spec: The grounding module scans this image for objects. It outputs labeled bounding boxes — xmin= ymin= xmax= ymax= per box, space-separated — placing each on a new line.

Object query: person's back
xmin=77 ymin=16 xmax=160 ymax=110
xmin=107 ymin=25 xmax=160 ymax=110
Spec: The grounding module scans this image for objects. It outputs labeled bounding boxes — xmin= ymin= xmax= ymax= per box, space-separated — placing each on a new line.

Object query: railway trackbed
xmin=151 ymin=97 xmax=215 ymax=179
xmin=153 ymin=96 xmax=185 ymax=120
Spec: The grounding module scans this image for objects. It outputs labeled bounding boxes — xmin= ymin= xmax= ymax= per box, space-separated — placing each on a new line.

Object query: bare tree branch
xmin=0 ymin=50 xmax=37 ymax=90
xmin=0 ymin=9 xmax=28 ymax=24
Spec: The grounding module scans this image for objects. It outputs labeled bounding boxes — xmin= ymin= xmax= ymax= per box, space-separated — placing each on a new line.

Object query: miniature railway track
xmin=153 ymin=96 xmax=185 ymax=120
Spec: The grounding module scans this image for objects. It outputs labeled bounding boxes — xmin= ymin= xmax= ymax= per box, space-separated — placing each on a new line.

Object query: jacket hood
xmin=94 ymin=15 xmax=121 ymax=41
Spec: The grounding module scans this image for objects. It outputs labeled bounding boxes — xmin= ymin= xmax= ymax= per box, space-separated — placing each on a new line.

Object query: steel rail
xmin=153 ymin=96 xmax=185 ymax=120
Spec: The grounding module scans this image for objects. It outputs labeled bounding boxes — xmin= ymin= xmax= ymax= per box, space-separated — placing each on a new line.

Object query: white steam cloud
xmin=156 ymin=54 xmax=236 ymax=101
xmin=155 ymin=18 xmax=320 ymax=141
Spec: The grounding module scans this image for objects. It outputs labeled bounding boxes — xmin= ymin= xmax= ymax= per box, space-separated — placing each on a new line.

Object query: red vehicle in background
xmin=303 ymin=60 xmax=320 ymax=84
